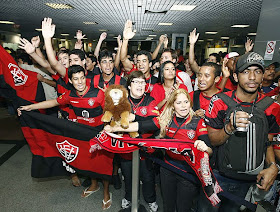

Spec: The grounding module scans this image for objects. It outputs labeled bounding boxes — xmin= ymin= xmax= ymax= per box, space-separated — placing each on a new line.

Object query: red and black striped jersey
xmin=57 ymin=86 xmax=105 ymax=130
xmin=205 ymin=91 xmax=280 ymax=136
xmin=92 ymin=74 xmax=127 ymax=89
xmin=165 ymin=115 xmax=209 ymax=161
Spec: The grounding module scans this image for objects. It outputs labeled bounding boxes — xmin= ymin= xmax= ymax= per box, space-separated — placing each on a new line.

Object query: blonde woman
xmin=159 ymin=88 xmax=212 ymax=212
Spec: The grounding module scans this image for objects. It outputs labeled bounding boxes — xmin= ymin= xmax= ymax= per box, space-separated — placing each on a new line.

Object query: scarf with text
xmin=90 ymin=131 xmax=222 ymax=206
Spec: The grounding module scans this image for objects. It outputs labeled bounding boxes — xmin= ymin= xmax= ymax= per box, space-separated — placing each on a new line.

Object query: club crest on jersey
xmin=88 ymin=98 xmax=95 ymax=106
xmin=82 ymin=110 xmax=90 ymax=118
xmin=187 ymin=130 xmax=195 ymax=140
xmin=56 ymin=140 xmax=79 ymax=163
xmin=140 ymin=107 xmax=147 ymax=115
xmin=8 ymin=63 xmax=28 ymax=86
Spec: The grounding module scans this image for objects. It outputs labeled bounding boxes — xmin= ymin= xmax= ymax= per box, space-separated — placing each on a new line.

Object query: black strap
xmin=193 ymin=90 xmax=201 ymax=111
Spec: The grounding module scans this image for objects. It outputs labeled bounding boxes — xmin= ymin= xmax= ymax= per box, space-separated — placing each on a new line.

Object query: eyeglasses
xmin=131 ymin=80 xmax=146 ymax=85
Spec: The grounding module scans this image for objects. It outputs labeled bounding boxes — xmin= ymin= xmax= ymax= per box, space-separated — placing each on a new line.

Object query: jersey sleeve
xmin=56 ymin=90 xmax=71 ymax=105
xmin=265 ymin=102 xmax=280 ymax=135
xmin=204 ymin=95 xmax=227 ymax=129
xmin=150 ymin=84 xmax=165 ymax=105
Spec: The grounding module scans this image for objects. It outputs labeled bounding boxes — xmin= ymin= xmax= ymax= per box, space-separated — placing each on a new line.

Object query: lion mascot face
xmin=101 ymin=85 xmax=138 ymax=138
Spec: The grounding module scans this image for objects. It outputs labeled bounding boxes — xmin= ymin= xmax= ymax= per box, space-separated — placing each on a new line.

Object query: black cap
xmin=235 ymin=52 xmax=265 ymax=73
xmin=264 ymin=61 xmax=280 ymax=69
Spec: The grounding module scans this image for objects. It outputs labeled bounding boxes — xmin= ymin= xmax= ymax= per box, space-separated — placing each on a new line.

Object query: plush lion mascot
xmin=102 ymin=84 xmax=138 ymax=138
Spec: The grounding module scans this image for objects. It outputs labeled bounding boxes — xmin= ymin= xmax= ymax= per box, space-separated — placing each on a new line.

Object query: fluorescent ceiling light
xmin=221 ymin=37 xmax=230 ymax=39
xmin=45 ymin=3 xmax=73 ymax=9
xmin=99 ymin=29 xmax=108 ymax=32
xmin=0 ymin=20 xmax=15 ymax=24
xmin=60 ymin=39 xmax=66 ymax=41
xmin=61 ymin=33 xmax=69 ymax=36
xmin=35 ymin=28 xmax=42 ymax=31
xmin=170 ymin=5 xmax=196 ymax=11
xmin=83 ymin=22 xmax=98 ymax=25
xmin=231 ymin=25 xmax=250 ymax=28
xmin=205 ymin=31 xmax=217 ymax=34
xmin=158 ymin=23 xmax=173 ymax=26
xmin=146 ymin=37 xmax=153 ymax=40
xmin=248 ymin=32 xmax=257 ymax=36
xmin=198 ymin=40 xmax=204 ymax=42
xmin=207 ymin=39 xmax=214 ymax=41
xmin=148 ymin=35 xmax=157 ymax=37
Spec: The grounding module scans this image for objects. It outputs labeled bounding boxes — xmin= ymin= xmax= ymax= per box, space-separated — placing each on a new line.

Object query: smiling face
xmin=129 ymin=77 xmax=146 ymax=99
xmin=174 ymin=93 xmax=191 ymax=118
xmin=197 ymin=66 xmax=219 ymax=91
xmin=234 ymin=65 xmax=263 ymax=94
xmin=99 ymin=56 xmax=114 ymax=75
xmin=69 ymin=71 xmax=87 ymax=95
xmin=69 ymin=54 xmax=85 ymax=67
xmin=136 ymin=54 xmax=151 ymax=76
xmin=85 ymin=58 xmax=95 ymax=71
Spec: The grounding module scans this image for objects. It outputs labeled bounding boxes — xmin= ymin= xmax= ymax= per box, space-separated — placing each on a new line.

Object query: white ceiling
xmin=0 ymin=0 xmax=263 ymax=41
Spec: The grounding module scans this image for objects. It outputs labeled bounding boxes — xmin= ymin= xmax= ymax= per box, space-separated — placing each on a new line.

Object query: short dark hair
xmin=209 ymin=53 xmax=221 ymax=63
xmin=136 ymin=50 xmax=152 ymax=62
xmin=87 ymin=55 xmax=97 ymax=63
xmin=201 ymin=62 xmax=221 ymax=78
xmin=68 ymin=65 xmax=85 ymax=79
xmin=158 ymin=61 xmax=176 ymax=84
xmin=69 ymin=49 xmax=86 ymax=61
xmin=17 ymin=53 xmax=32 ymax=65
xmin=57 ymin=49 xmax=69 ymax=57
xmin=98 ymin=50 xmax=114 ymax=63
xmin=127 ymin=71 xmax=145 ymax=88
xmin=162 ymin=48 xmax=178 ymax=61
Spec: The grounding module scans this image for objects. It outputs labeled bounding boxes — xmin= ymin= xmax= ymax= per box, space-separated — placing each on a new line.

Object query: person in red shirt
xmin=104 ymin=71 xmax=160 ymax=212
xmin=17 ymin=65 xmax=113 ymax=210
xmin=158 ymin=89 xmax=212 ymax=211
xmin=191 ymin=62 xmax=223 ymax=119
xmin=151 ymin=61 xmax=189 ymax=112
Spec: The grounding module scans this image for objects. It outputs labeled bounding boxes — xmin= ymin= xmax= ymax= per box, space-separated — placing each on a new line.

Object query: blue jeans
xmin=197 ymin=170 xmax=254 ymax=212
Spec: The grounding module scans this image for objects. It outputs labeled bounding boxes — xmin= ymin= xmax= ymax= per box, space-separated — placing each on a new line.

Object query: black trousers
xmin=160 ymin=166 xmax=199 ymax=212
xmin=120 ymin=158 xmax=156 ymax=203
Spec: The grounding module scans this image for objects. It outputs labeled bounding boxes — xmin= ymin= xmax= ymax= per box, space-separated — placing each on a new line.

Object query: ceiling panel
xmin=0 ymin=0 xmax=262 ymax=41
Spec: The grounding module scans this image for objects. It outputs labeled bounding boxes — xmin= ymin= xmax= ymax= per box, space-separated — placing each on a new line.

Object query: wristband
xmin=224 ymin=124 xmax=235 ymax=135
xmin=269 ymin=162 xmax=280 ymax=171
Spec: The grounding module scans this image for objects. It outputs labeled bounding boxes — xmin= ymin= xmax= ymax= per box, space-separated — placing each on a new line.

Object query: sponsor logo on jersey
xmin=56 ymin=140 xmax=79 ymax=163
xmin=8 ymin=63 xmax=28 ymax=86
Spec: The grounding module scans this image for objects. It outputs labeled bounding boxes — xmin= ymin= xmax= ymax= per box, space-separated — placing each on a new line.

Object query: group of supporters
xmin=3 ymin=18 xmax=280 ymax=211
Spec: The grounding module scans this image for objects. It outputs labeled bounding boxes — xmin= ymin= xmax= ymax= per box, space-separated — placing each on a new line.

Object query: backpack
xmin=216 ymin=92 xmax=274 ymax=181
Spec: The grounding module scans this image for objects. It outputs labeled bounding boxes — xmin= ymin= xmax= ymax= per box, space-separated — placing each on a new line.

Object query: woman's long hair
xmin=159 ymin=89 xmax=194 ymax=138
xmin=158 ymin=60 xmax=176 ymax=84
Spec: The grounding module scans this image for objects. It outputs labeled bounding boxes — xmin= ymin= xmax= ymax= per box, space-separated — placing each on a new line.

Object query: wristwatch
xmin=269 ymin=162 xmax=280 ymax=172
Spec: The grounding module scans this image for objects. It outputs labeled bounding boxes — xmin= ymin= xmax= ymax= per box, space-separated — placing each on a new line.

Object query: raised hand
xmin=42 ymin=17 xmax=55 ymax=39
xmin=123 ymin=20 xmax=136 ymax=40
xmin=99 ymin=32 xmax=107 ymax=41
xmin=31 ymin=36 xmax=40 ymax=48
xmin=222 ymin=58 xmax=231 ymax=78
xmin=189 ymin=28 xmax=199 ymax=45
xmin=19 ymin=38 xmax=35 ymax=54
xmin=159 ymin=35 xmax=166 ymax=44
xmin=76 ymin=30 xmax=85 ymax=41
xmin=163 ymin=36 xmax=168 ymax=48
xmin=117 ymin=34 xmax=122 ymax=47
xmin=245 ymin=37 xmax=254 ymax=53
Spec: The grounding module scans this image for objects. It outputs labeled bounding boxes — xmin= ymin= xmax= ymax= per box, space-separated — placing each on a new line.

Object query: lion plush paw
xmin=120 ymin=111 xmax=130 ymax=129
xmin=129 ymin=132 xmax=139 ymax=138
xmin=101 ymin=111 xmax=113 ymax=123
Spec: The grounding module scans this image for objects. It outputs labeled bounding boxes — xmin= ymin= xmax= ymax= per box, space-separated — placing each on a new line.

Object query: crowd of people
xmin=2 ymin=17 xmax=280 ymax=211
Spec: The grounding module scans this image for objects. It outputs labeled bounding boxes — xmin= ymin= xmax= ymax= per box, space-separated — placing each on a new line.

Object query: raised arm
xmin=189 ymin=28 xmax=200 ymax=73
xmin=114 ymin=35 xmax=122 ymax=71
xmin=94 ymin=32 xmax=107 ymax=58
xmin=120 ymin=20 xmax=136 ymax=72
xmin=75 ymin=30 xmax=85 ymax=50
xmin=218 ymin=58 xmax=230 ymax=91
xmin=152 ymin=35 xmax=166 ymax=60
xmin=37 ymin=73 xmax=56 ymax=88
xmin=17 ymin=99 xmax=59 ymax=116
xmin=19 ymin=38 xmax=56 ymax=75
xmin=42 ymin=17 xmax=66 ymax=77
